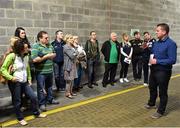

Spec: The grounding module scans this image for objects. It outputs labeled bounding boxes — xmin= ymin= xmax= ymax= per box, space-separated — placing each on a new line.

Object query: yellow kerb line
xmin=1 ymin=74 xmax=180 ymax=127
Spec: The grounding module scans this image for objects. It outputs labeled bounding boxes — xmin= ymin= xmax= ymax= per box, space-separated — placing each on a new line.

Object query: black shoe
xmin=88 ymin=84 xmax=93 ymax=88
xmin=49 ymin=99 xmax=59 ymax=104
xmin=110 ymin=83 xmax=115 ymax=86
xmin=144 ymin=104 xmax=156 ymax=109
xmin=93 ymin=82 xmax=98 ymax=86
xmin=102 ymin=83 xmax=107 ymax=88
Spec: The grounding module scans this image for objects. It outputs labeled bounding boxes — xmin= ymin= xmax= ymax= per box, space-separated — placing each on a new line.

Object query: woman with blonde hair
xmin=63 ymin=34 xmax=78 ymax=98
xmin=73 ymin=36 xmax=86 ymax=92
xmin=119 ymin=33 xmax=133 ymax=83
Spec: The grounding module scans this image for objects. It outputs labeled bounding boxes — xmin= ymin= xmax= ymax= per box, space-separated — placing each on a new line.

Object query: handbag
xmin=0 ymin=54 xmax=16 ymax=84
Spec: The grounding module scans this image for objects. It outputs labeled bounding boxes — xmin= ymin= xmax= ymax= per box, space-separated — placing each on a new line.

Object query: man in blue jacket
xmin=145 ymin=23 xmax=177 ymax=119
xmin=51 ymin=30 xmax=66 ymax=91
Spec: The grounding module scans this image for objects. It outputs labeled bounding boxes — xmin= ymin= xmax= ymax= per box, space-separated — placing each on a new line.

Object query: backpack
xmin=0 ymin=48 xmax=14 ymax=84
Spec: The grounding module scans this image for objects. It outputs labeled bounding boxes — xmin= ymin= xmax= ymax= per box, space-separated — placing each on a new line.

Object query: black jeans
xmin=132 ymin=55 xmax=143 ymax=80
xmin=148 ymin=69 xmax=172 ymax=114
xmin=120 ymin=59 xmax=129 ymax=78
xmin=8 ymin=81 xmax=39 ymax=121
xmin=143 ymin=58 xmax=149 ymax=83
xmin=102 ymin=63 xmax=118 ymax=84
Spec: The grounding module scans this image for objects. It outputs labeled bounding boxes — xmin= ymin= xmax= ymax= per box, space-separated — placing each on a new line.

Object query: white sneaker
xmin=124 ymin=78 xmax=129 ymax=82
xmin=18 ymin=119 xmax=28 ymax=126
xmin=119 ymin=78 xmax=124 ymax=83
xmin=143 ymin=83 xmax=148 ymax=87
xmin=37 ymin=113 xmax=47 ymax=118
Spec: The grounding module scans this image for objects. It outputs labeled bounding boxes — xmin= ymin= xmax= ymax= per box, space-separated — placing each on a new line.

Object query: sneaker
xmin=151 ymin=112 xmax=163 ymax=119
xmin=92 ymin=82 xmax=98 ymax=86
xmin=88 ymin=84 xmax=93 ymax=89
xmin=144 ymin=104 xmax=156 ymax=109
xmin=59 ymin=88 xmax=65 ymax=92
xmin=40 ymin=105 xmax=46 ymax=112
xmin=71 ymin=93 xmax=77 ymax=96
xmin=20 ymin=106 xmax=27 ymax=112
xmin=37 ymin=113 xmax=47 ymax=118
xmin=124 ymin=78 xmax=129 ymax=82
xmin=119 ymin=78 xmax=124 ymax=83
xmin=49 ymin=99 xmax=59 ymax=104
xmin=18 ymin=119 xmax=28 ymax=126
xmin=143 ymin=83 xmax=149 ymax=87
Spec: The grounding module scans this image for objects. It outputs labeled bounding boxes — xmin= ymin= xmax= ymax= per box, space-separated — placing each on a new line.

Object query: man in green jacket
xmin=101 ymin=32 xmax=120 ymax=87
xmin=85 ymin=31 xmax=100 ymax=88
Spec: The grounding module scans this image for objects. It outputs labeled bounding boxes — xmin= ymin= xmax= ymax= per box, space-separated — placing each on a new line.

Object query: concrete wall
xmin=0 ymin=0 xmax=180 ymax=63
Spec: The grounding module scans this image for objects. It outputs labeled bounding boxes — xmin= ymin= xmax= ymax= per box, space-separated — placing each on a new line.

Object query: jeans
xmin=132 ymin=55 xmax=143 ymax=80
xmin=102 ymin=63 xmax=118 ymax=84
xmin=36 ymin=73 xmax=54 ymax=106
xmin=143 ymin=58 xmax=149 ymax=83
xmin=74 ymin=64 xmax=83 ymax=88
xmin=87 ymin=59 xmax=97 ymax=84
xmin=8 ymin=81 xmax=39 ymax=121
xmin=120 ymin=59 xmax=129 ymax=78
xmin=148 ymin=69 xmax=172 ymax=114
xmin=53 ymin=62 xmax=66 ymax=90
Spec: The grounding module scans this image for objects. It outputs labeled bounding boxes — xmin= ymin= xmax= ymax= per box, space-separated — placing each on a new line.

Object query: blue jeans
xmin=74 ymin=64 xmax=83 ymax=88
xmin=87 ymin=59 xmax=97 ymax=84
xmin=8 ymin=81 xmax=39 ymax=121
xmin=36 ymin=73 xmax=54 ymax=106
xmin=53 ymin=62 xmax=66 ymax=90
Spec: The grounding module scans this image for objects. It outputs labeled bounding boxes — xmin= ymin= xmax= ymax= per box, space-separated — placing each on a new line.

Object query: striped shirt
xmin=31 ymin=42 xmax=54 ymax=74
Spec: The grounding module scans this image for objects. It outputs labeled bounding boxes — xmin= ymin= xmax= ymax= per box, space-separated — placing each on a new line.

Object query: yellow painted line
xmin=1 ymin=74 xmax=180 ymax=127
xmin=171 ymin=74 xmax=180 ymax=79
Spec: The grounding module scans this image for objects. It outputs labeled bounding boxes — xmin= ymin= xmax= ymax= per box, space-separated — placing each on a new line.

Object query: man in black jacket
xmin=130 ymin=31 xmax=143 ymax=81
xmin=101 ymin=32 xmax=120 ymax=87
xmin=142 ymin=32 xmax=156 ymax=86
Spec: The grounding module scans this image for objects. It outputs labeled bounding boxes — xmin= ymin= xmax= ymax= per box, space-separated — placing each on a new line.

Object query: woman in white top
xmin=0 ymin=38 xmax=46 ymax=126
xmin=119 ymin=33 xmax=133 ymax=83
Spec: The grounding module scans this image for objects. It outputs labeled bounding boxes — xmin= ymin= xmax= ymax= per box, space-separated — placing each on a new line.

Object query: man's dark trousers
xmin=148 ymin=68 xmax=172 ymax=114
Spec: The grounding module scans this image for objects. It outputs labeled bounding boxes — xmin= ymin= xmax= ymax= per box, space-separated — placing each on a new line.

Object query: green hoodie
xmin=0 ymin=53 xmax=31 ymax=81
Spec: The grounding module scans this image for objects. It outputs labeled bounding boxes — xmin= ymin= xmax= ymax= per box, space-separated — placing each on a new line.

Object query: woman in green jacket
xmin=0 ymin=39 xmax=46 ymax=126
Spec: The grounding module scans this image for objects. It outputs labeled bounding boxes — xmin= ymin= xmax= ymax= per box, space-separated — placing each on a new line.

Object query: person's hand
xmin=43 ymin=53 xmax=55 ymax=60
xmin=11 ymin=77 xmax=17 ymax=82
xmin=28 ymin=80 xmax=32 ymax=86
xmin=149 ymin=58 xmax=157 ymax=64
xmin=49 ymin=53 xmax=56 ymax=59
xmin=127 ymin=55 xmax=131 ymax=59
xmin=73 ymin=43 xmax=78 ymax=48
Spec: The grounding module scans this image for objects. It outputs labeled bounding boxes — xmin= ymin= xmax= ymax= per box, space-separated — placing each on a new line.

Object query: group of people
xmin=0 ymin=23 xmax=177 ymax=125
